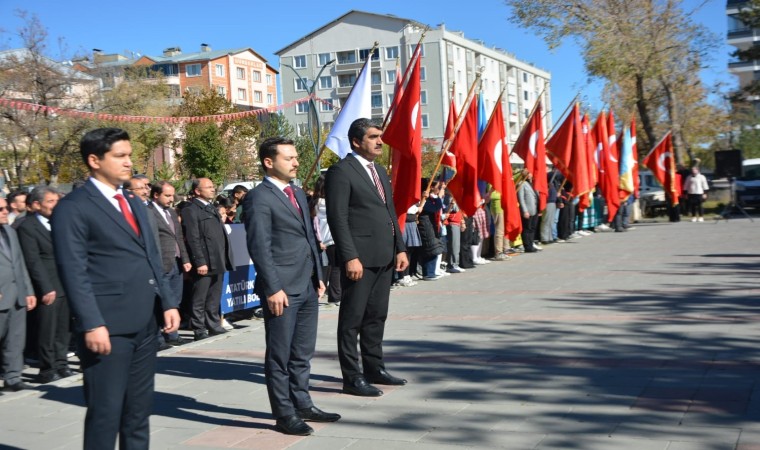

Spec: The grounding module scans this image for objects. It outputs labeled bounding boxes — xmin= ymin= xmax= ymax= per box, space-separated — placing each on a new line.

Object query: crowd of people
xmin=0 ymin=118 xmax=665 ymax=447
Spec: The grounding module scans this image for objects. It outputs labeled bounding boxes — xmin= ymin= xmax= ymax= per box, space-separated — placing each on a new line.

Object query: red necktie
xmin=367 ymin=163 xmax=387 ymax=203
xmin=114 ymin=193 xmax=140 ymax=236
xmin=283 ymin=186 xmax=300 ymax=211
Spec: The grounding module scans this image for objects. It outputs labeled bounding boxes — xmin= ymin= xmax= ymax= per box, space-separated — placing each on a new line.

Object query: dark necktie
xmin=367 ymin=163 xmax=387 ymax=203
xmin=0 ymin=227 xmax=10 ymax=256
xmin=164 ymin=208 xmax=180 ymax=258
xmin=284 ymin=186 xmax=301 ymax=211
xmin=114 ymin=193 xmax=140 ymax=236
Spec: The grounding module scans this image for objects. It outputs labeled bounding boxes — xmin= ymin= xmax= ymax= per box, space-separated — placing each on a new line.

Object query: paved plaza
xmin=1 ymin=216 xmax=759 ymax=449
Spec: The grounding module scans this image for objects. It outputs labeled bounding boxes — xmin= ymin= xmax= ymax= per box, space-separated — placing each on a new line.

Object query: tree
xmin=181 ymin=122 xmax=227 ymax=184
xmin=506 ymin=0 xmax=719 ymax=165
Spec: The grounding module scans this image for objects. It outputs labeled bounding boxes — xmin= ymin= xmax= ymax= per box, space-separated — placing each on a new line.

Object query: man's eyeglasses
xmin=0 ymin=206 xmax=9 ymax=212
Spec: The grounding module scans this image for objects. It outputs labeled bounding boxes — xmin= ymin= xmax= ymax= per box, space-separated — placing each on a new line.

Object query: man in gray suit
xmin=0 ymin=196 xmax=37 ymax=392
xmin=243 ymin=137 xmax=339 ymax=436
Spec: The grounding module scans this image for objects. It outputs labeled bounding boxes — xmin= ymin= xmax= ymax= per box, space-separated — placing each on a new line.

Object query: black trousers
xmin=79 ymin=318 xmax=158 ymax=450
xmin=520 ymin=215 xmax=539 ymax=251
xmin=37 ymin=295 xmax=71 ymax=375
xmin=688 ymin=194 xmax=704 ymax=217
xmin=189 ymin=272 xmax=223 ymax=332
xmin=323 ymin=245 xmax=342 ymax=303
xmin=338 ymin=263 xmax=393 ymax=380
xmin=262 ymin=283 xmax=318 ymax=418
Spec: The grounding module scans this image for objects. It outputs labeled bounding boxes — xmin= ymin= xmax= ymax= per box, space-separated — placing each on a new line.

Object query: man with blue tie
xmin=243 ymin=137 xmax=340 ymax=435
xmin=52 ymin=128 xmax=179 ymax=449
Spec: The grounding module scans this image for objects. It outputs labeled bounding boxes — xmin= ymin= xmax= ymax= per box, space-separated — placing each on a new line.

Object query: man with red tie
xmin=52 ymin=128 xmax=179 ymax=449
xmin=325 ymin=118 xmax=409 ymax=397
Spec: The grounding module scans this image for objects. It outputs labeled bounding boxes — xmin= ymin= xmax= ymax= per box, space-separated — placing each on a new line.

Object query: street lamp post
xmin=284 ymin=59 xmax=335 ymax=177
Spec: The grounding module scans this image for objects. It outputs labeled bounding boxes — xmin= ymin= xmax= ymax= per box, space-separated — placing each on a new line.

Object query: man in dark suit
xmin=148 ymin=181 xmax=192 ymax=347
xmin=0 ymin=196 xmax=36 ymax=392
xmin=325 ymin=118 xmax=409 ymax=397
xmin=51 ymin=127 xmax=179 ymax=450
xmin=180 ymin=178 xmax=233 ymax=341
xmin=243 ymin=137 xmax=340 ymax=435
xmin=17 ymin=186 xmax=73 ymax=384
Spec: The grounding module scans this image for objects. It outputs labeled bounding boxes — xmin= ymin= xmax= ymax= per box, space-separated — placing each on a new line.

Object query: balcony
xmin=335 ymin=59 xmax=380 ymax=73
xmin=728 ymin=0 xmax=748 ymax=7
xmin=728 ymin=59 xmax=760 ymax=72
xmin=728 ymin=28 xmax=754 ymax=39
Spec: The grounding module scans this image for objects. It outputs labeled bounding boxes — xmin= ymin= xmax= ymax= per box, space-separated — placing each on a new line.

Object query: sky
xmin=0 ymin=0 xmax=735 ymax=124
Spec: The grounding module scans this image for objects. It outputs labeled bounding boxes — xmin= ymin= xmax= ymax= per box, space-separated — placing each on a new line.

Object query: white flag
xmin=324 ymin=58 xmax=372 ymax=158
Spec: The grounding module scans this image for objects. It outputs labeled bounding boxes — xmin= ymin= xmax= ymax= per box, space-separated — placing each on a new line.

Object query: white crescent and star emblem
xmin=411 ymin=102 xmax=420 ymax=130
xmin=657 ymin=152 xmax=672 ymax=171
xmin=528 ymin=130 xmax=538 ymax=158
xmin=494 ymin=139 xmax=504 ymax=174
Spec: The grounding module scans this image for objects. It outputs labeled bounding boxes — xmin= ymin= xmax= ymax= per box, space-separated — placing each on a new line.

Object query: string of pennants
xmin=0 ymin=94 xmax=337 ymax=124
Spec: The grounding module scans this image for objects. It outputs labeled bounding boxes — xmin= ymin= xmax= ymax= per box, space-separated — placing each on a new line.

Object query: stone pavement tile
xmin=536 ymin=435 xmax=669 ymax=450
xmin=287 ymin=436 xmax=357 ymax=450
xmin=421 ymin=428 xmax=544 ymax=449
xmin=317 ymin=419 xmax=430 ymax=442
xmin=612 ymin=422 xmax=741 ymax=445
xmin=667 ymin=441 xmax=739 ymax=450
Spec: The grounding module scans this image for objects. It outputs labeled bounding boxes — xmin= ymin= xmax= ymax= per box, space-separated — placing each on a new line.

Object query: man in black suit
xmin=17 ymin=186 xmax=73 ymax=384
xmin=148 ymin=181 xmax=192 ymax=347
xmin=243 ymin=137 xmax=339 ymax=435
xmin=325 ymin=118 xmax=409 ymax=397
xmin=51 ymin=127 xmax=179 ymax=450
xmin=180 ymin=178 xmax=233 ymax=341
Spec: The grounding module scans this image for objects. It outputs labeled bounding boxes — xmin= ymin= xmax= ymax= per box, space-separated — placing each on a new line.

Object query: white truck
xmin=734 ymin=158 xmax=760 ymax=209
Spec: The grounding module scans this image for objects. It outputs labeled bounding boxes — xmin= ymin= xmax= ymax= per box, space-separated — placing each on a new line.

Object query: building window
xmin=322 ymin=122 xmax=333 ymax=132
xmin=420 ymin=90 xmax=427 ymax=105
xmin=185 ymin=64 xmax=201 ymax=77
xmin=455 ymin=47 xmax=461 ymax=60
xmin=297 ymin=123 xmax=309 ymax=136
xmin=359 ymin=48 xmax=379 ymax=62
xmin=523 ymin=72 xmax=529 ymax=83
xmin=216 ymin=85 xmax=226 ymax=96
xmin=320 ymin=99 xmax=334 ymax=111
xmin=409 ymin=43 xmax=425 ymax=57
xmin=319 ymin=76 xmax=332 ymax=89
xmin=266 ymin=73 xmax=273 ymax=85
xmin=296 ymin=102 xmax=309 ymax=114
xmin=293 ymin=55 xmax=307 ymax=68
xmin=387 ymin=93 xmax=394 ymax=107
xmin=254 ymin=91 xmax=263 ymax=102
xmin=336 ymin=50 xmax=357 ymax=64
xmin=252 ymin=70 xmax=262 ymax=82
xmin=338 ymin=73 xmax=356 ymax=87
xmin=421 ymin=114 xmax=429 ymax=128
xmin=267 ymin=93 xmax=273 ymax=105
xmin=386 ymin=70 xmax=396 ymax=84
xmin=237 ymin=88 xmax=247 ymax=101
xmin=169 ymin=85 xmax=181 ymax=97
xmin=215 ymin=64 xmax=224 ymax=77
xmin=420 ymin=66 xmax=426 ymax=81
xmin=318 ymin=52 xmax=331 ymax=66
xmin=236 ymin=67 xmax=246 ymax=79
xmin=294 ymin=78 xmax=307 ymax=91
xmin=371 ymin=72 xmax=382 ymax=85
xmin=524 ymin=108 xmax=529 ymax=119
xmin=523 ymin=90 xmax=529 ymax=101
xmin=371 ymin=93 xmax=382 ymax=108
xmin=385 ymin=46 xmax=399 ymax=60
xmin=509 ymin=102 xmax=517 ymax=116
xmin=457 ymin=70 xmax=462 ymax=84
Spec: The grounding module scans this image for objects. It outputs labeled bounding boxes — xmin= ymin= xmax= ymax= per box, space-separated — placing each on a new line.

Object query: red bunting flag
xmin=546 ymin=103 xmax=592 ymax=207
xmin=446 ymin=94 xmax=481 ymax=216
xmin=511 ymin=102 xmax=548 ymax=211
xmin=642 ymin=132 xmax=678 ymax=206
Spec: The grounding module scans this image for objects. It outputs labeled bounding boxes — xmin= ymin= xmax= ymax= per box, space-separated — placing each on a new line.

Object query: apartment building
xmin=275 ymin=10 xmax=551 ymax=148
xmin=74 ymin=44 xmax=279 ymax=109
xmin=728 ymin=0 xmax=760 ymax=112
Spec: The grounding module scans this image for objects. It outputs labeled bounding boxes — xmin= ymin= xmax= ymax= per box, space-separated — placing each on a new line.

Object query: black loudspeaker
xmin=715 ymin=150 xmax=743 ymax=179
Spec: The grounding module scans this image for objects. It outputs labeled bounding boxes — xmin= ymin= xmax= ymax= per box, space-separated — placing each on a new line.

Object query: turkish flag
xmin=546 ymin=103 xmax=591 ymax=206
xmin=446 ymin=96 xmax=481 ymax=216
xmin=512 ymin=102 xmax=547 ymax=210
xmin=642 ymin=132 xmax=678 ymax=206
xmin=478 ymin=101 xmax=504 ymax=195
xmin=594 ymin=112 xmax=621 ymax=222
xmin=440 ymin=95 xmax=458 ymax=177
xmin=383 ymin=54 xmax=422 ymax=226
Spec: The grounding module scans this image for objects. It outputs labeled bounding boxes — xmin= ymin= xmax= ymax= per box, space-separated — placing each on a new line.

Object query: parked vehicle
xmin=734 ymin=158 xmax=760 ymax=209
xmin=638 ymin=170 xmax=666 ymax=217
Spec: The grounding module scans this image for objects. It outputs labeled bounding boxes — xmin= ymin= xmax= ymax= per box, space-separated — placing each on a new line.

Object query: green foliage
xmin=181 ymin=123 xmax=227 ymax=184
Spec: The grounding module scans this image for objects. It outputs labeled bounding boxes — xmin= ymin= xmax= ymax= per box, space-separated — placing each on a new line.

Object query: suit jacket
xmin=51 ymin=180 xmax=175 ymax=334
xmin=147 ymin=202 xmax=190 ymax=273
xmin=325 ymin=153 xmax=406 ymax=267
xmin=243 ymin=179 xmax=322 ymax=298
xmin=180 ymin=198 xmax=233 ymax=275
xmin=16 ymin=214 xmax=65 ymax=299
xmin=0 ymin=224 xmax=34 ymax=310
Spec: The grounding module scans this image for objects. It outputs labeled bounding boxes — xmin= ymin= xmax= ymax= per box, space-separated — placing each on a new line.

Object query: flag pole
xmin=382 ymin=29 xmax=428 ymax=129
xmin=420 ymin=72 xmax=483 ymax=210
xmin=477 ymin=85 xmax=507 ymax=145
xmin=508 ymin=84 xmax=549 ymax=157
xmin=303 ymin=41 xmax=379 ymax=185
xmin=545 ymin=93 xmax=580 ymax=140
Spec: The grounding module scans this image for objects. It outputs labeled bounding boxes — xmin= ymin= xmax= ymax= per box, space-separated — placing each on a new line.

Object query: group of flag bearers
xmin=321 ymin=38 xmax=682 ymax=248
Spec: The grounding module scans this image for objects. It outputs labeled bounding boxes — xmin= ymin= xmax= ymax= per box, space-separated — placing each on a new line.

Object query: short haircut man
xmin=52 ymin=127 xmax=179 ymax=449
xmin=243 ymin=136 xmax=338 ymax=435
xmin=325 ymin=118 xmax=409 ymax=397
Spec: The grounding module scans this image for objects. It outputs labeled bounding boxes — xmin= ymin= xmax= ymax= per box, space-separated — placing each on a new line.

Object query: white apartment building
xmin=275 ymin=10 xmax=551 ymax=148
xmin=728 ymin=0 xmax=760 ymax=111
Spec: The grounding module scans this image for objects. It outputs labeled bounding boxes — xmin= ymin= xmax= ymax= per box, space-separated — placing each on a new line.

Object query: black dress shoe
xmin=158 ymin=342 xmax=172 ymax=351
xmin=297 ymin=406 xmax=341 ymax=422
xmin=166 ymin=337 xmax=188 ymax=347
xmin=275 ymin=414 xmax=314 ymax=436
xmin=58 ymin=368 xmax=75 ymax=378
xmin=38 ymin=372 xmax=62 ymax=384
xmin=194 ymin=330 xmax=209 ymax=341
xmin=365 ymin=369 xmax=407 ymax=386
xmin=343 ymin=376 xmax=383 ymax=397
xmin=4 ymin=381 xmax=32 ymax=392
xmin=208 ymin=327 xmax=228 ymax=336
